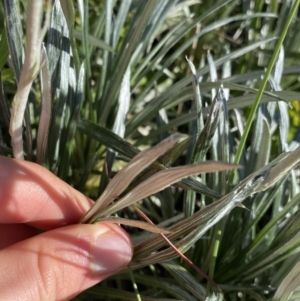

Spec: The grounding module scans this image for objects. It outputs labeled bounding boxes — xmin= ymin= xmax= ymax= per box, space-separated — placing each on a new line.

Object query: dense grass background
xmin=1 ymin=0 xmax=300 ymax=300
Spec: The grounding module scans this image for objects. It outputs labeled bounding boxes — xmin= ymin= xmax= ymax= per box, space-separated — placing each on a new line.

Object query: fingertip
xmin=0 ymin=222 xmax=133 ymax=301
xmin=90 ymin=222 xmax=133 ymax=275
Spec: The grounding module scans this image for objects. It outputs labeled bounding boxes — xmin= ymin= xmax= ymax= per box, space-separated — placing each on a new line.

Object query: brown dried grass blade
xmin=95 ymin=216 xmax=170 ymax=234
xmin=99 ymin=161 xmax=238 ymax=218
xmin=132 ymin=205 xmax=222 ymax=294
xmin=132 ymin=171 xmax=266 ymax=262
xmin=80 ymin=134 xmax=187 ymax=223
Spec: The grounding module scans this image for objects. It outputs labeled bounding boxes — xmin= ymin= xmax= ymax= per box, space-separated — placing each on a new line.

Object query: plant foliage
xmin=1 ymin=0 xmax=300 ymax=300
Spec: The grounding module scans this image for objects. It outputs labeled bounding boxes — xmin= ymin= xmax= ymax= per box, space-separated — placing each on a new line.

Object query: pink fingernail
xmin=90 ymin=230 xmax=132 ymax=274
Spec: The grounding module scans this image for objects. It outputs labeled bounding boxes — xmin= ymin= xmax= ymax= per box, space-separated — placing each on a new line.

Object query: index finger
xmin=0 ymin=156 xmax=93 ymax=229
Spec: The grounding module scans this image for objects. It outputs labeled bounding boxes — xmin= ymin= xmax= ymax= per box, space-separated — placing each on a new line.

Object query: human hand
xmin=0 ymin=156 xmax=133 ymax=300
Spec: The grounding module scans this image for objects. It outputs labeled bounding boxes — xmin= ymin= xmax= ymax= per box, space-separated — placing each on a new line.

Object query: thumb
xmin=0 ymin=222 xmax=132 ymax=301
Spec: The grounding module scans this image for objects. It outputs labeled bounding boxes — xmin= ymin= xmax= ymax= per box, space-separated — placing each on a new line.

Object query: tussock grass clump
xmin=1 ymin=0 xmax=300 ymax=300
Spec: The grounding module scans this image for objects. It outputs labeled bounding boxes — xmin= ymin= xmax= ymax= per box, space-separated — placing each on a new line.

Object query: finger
xmin=0 ymin=222 xmax=133 ymax=301
xmin=0 ymin=156 xmax=93 ymax=229
xmin=0 ymin=224 xmax=39 ymax=249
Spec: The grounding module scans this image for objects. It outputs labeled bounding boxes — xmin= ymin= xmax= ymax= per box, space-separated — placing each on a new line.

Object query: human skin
xmin=0 ymin=156 xmax=133 ymax=301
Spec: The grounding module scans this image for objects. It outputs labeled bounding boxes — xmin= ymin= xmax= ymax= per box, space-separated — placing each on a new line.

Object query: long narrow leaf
xmin=96 ymin=216 xmax=170 ymax=234
xmin=99 ymin=162 xmax=238 ymax=219
xmin=37 ymin=46 xmax=51 ymax=164
xmin=272 ymin=262 xmax=300 ymax=301
xmin=80 ymin=134 xmax=187 ymax=223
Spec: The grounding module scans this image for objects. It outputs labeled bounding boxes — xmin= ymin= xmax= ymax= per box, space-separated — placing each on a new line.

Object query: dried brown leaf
xmin=80 ymin=134 xmax=187 ymax=223
xmin=95 ymin=216 xmax=171 ymax=234
xmin=100 ymin=161 xmax=238 ymax=218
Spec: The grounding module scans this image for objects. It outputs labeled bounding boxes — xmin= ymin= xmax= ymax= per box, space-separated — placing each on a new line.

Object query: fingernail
xmin=90 ymin=229 xmax=132 ymax=274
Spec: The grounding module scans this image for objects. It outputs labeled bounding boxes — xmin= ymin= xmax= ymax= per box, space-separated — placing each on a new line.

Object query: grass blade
xmin=96 ymin=216 xmax=170 ymax=234
xmin=80 ymin=134 xmax=186 ymax=223
xmin=37 ymin=46 xmax=51 ymax=164
xmin=229 ymin=0 xmax=300 ymax=185
xmin=100 ymin=161 xmax=238 ymax=218
xmin=9 ymin=1 xmax=47 ymax=159
xmin=3 ymin=0 xmax=24 ymax=81
xmin=272 ymin=261 xmax=300 ymax=301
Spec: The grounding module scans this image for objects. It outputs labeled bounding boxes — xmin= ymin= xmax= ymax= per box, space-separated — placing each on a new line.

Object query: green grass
xmin=1 ymin=0 xmax=300 ymax=300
